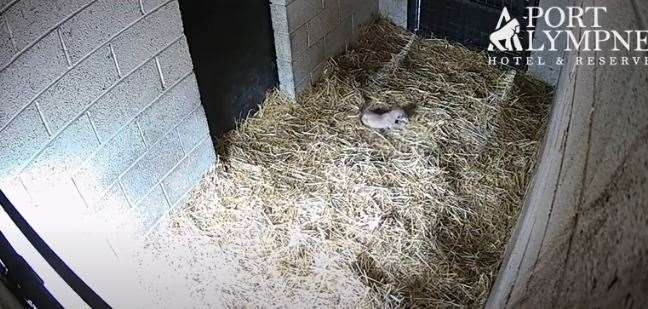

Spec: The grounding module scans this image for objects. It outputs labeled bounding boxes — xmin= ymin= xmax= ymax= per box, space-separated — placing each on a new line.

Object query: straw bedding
xmin=154 ymin=20 xmax=552 ymax=308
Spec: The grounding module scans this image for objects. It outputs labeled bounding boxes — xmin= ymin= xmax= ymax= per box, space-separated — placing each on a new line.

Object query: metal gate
xmin=409 ymin=0 xmax=538 ymax=63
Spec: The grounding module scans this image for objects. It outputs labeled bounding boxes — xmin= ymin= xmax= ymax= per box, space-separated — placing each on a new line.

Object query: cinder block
xmin=111 ymin=1 xmax=184 ymax=75
xmin=22 ymin=175 xmax=88 ymax=211
xmin=97 ymin=184 xmax=142 ymax=255
xmin=277 ymin=58 xmax=295 ymax=91
xmin=292 ymin=37 xmax=325 ymax=83
xmin=59 ymin=0 xmax=139 ymax=65
xmin=280 ymin=82 xmax=297 ymax=100
xmin=88 ymin=60 xmax=162 ymax=143
xmin=286 ymin=0 xmax=322 ymax=32
xmin=93 ymin=183 xmax=131 ymax=212
xmin=133 ymin=184 xmax=170 ymax=230
xmin=157 ymin=37 xmax=194 ymax=87
xmin=0 ymin=17 xmax=16 ymax=68
xmin=351 ymin=14 xmax=361 ymax=43
xmin=21 ymin=115 xmax=101 ymax=190
xmin=273 ymin=31 xmax=292 ymax=62
xmin=137 ymin=73 xmax=200 ymax=145
xmin=324 ymin=16 xmax=351 ymax=58
xmin=339 ymin=0 xmax=355 ymax=20
xmin=74 ymin=123 xmax=147 ymax=207
xmin=295 ymin=75 xmax=311 ymax=95
xmin=176 ymin=107 xmax=210 ymax=153
xmin=120 ymin=130 xmax=184 ymax=205
xmin=290 ymin=24 xmax=309 ymax=57
xmin=0 ymin=178 xmax=35 ymax=209
xmin=277 ymin=58 xmax=297 ymax=99
xmin=307 ymin=12 xmax=327 ymax=47
xmin=379 ymin=0 xmax=407 ymax=28
xmin=162 ymin=137 xmax=215 ymax=205
xmin=322 ymin=0 xmax=341 ymax=29
xmin=38 ymin=46 xmax=119 ymax=134
xmin=0 ymin=31 xmax=67 ymax=130
xmin=4 ymin=0 xmax=92 ymax=51
xmin=292 ymin=59 xmax=308 ymax=85
xmin=311 ymin=60 xmax=327 ymax=84
xmin=270 ymin=3 xmax=289 ymax=34
xmin=141 ymin=0 xmax=166 ymax=14
xmin=0 ymin=105 xmax=50 ymax=180
xmin=353 ymin=0 xmax=378 ymax=29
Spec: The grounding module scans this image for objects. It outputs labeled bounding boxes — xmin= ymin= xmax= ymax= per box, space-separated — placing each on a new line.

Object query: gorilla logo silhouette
xmin=488 ymin=7 xmax=524 ymax=52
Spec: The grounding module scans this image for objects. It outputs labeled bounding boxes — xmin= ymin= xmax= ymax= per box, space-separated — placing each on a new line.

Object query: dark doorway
xmin=178 ymin=0 xmax=278 ymax=138
xmin=409 ymin=0 xmax=537 ymax=66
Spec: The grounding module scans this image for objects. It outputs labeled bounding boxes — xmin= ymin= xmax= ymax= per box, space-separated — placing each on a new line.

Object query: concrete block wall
xmin=487 ymin=0 xmax=648 ymax=307
xmin=270 ymin=0 xmax=379 ymax=98
xmin=378 ymin=0 xmax=407 ymax=28
xmin=0 ymin=0 xmax=215 ymax=233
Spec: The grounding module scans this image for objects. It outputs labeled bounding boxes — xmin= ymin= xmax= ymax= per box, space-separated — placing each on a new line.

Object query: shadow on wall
xmin=178 ymin=0 xmax=279 ymax=138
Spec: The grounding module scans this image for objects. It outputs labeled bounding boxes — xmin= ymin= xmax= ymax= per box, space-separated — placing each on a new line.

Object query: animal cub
xmin=360 ymin=107 xmax=408 ymax=130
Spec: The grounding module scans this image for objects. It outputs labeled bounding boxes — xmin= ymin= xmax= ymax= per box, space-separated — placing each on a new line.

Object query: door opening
xmin=178 ymin=0 xmax=279 ymax=138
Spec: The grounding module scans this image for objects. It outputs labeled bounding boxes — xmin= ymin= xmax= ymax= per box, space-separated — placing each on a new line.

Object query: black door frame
xmin=0 ymin=190 xmax=110 ymax=308
xmin=178 ymin=0 xmax=279 ymax=139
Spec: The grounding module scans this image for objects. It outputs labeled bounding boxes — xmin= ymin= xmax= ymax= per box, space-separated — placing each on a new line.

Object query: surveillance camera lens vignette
xmin=0 ymin=0 xmax=646 ymax=308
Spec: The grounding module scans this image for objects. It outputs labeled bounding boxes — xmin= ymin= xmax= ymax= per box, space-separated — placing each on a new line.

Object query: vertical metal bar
xmin=0 ymin=232 xmax=63 ymax=308
xmin=407 ymin=0 xmax=421 ymax=32
xmin=0 ymin=190 xmax=112 ymax=308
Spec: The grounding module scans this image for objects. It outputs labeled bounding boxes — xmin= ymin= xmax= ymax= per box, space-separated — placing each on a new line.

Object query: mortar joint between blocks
xmin=138 ymin=0 xmax=146 ymax=15
xmin=33 ymin=101 xmax=53 ymax=137
xmin=160 ymin=184 xmax=173 ymax=211
xmin=17 ymin=175 xmax=36 ymax=206
xmin=56 ymin=28 xmax=72 ymax=67
xmin=118 ymin=178 xmax=136 ymax=209
xmin=2 ymin=16 xmax=17 ymax=52
xmin=154 ymin=56 xmax=166 ymax=89
xmin=136 ymin=120 xmax=148 ymax=147
xmin=10 ymin=35 xmax=186 ymax=179
xmin=113 ymin=180 xmax=133 ymax=209
xmin=0 ymin=0 xmax=170 ymax=74
xmin=86 ymin=113 xmax=102 ymax=144
xmin=109 ymin=43 xmax=123 ymax=78
xmin=71 ymin=176 xmax=91 ymax=210
xmin=175 ymin=127 xmax=186 ymax=155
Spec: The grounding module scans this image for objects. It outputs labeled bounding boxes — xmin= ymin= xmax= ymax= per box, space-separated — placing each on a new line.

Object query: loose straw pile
xmin=151 ymin=20 xmax=552 ymax=308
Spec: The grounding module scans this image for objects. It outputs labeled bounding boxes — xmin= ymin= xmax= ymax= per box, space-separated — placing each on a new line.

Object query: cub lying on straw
xmin=360 ymin=107 xmax=408 ymax=130
xmin=359 ymin=92 xmax=416 ymax=130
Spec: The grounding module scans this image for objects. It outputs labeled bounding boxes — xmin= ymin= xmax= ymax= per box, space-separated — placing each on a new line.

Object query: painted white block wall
xmin=379 ymin=0 xmax=407 ymax=28
xmin=0 ymin=0 xmax=215 ymax=306
xmin=270 ymin=0 xmax=379 ymax=98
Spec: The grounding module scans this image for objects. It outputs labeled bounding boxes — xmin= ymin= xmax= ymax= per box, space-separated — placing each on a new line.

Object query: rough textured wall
xmin=379 ymin=0 xmax=407 ymax=28
xmin=270 ymin=0 xmax=378 ymax=98
xmin=487 ymin=0 xmax=648 ymax=307
xmin=0 ymin=0 xmax=215 ymax=233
